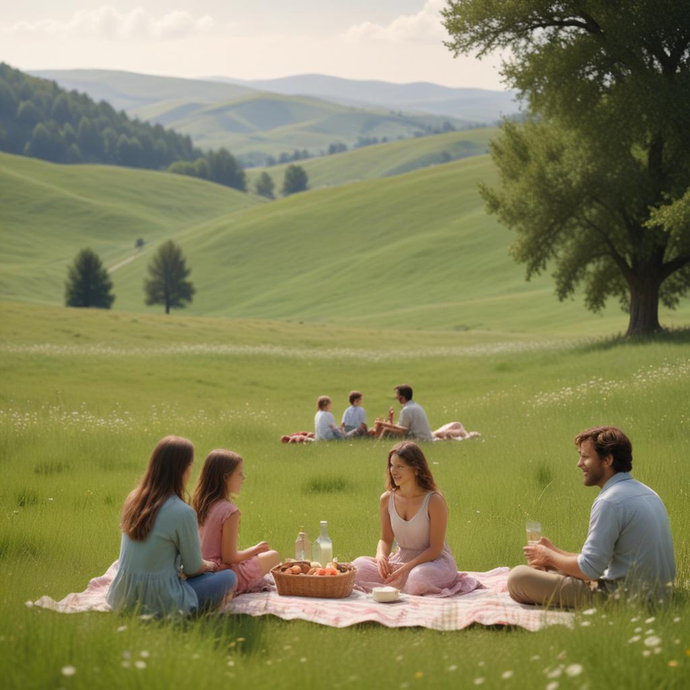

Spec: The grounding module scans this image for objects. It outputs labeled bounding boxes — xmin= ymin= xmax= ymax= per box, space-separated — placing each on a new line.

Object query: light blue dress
xmin=107 ymin=495 xmax=203 ymax=615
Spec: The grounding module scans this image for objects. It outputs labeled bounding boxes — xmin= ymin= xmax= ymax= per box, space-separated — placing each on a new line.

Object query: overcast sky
xmin=1 ymin=1 xmax=508 ymax=89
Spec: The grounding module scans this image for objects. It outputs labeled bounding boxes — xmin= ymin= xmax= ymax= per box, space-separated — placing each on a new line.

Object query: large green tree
xmin=443 ymin=1 xmax=690 ymax=336
xmin=144 ymin=240 xmax=195 ymax=314
xmin=64 ymin=248 xmax=115 ymax=309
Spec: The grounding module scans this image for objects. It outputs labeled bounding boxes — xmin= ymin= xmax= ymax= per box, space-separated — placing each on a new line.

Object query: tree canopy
xmin=64 ymin=248 xmax=115 ymax=309
xmin=0 ymin=63 xmax=245 ymax=191
xmin=255 ymin=172 xmax=275 ymax=199
xmin=443 ymin=0 xmax=690 ymax=335
xmin=144 ymin=241 xmax=195 ymax=314
xmin=282 ymin=165 xmax=309 ymax=196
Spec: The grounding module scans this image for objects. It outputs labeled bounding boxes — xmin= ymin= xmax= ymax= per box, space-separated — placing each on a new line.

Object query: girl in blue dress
xmin=107 ymin=436 xmax=237 ymax=615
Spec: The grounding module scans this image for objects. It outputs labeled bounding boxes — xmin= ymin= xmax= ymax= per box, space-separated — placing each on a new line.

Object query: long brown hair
xmin=121 ymin=435 xmax=194 ymax=541
xmin=386 ymin=441 xmax=440 ymax=494
xmin=192 ymin=449 xmax=243 ymax=526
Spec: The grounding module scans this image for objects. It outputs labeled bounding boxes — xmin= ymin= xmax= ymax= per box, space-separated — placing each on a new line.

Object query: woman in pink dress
xmin=353 ymin=441 xmax=479 ymax=597
xmin=192 ymin=449 xmax=281 ymax=593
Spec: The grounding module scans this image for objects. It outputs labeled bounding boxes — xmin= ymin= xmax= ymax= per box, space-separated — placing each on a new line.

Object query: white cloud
xmin=345 ymin=0 xmax=447 ymax=44
xmin=1 ymin=6 xmax=215 ymax=41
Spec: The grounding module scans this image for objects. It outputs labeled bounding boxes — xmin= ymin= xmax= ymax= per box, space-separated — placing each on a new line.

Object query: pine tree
xmin=144 ymin=240 xmax=195 ymax=314
xmin=64 ymin=248 xmax=115 ymax=309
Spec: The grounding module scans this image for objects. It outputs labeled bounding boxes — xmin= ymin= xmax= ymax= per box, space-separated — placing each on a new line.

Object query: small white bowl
xmin=372 ymin=586 xmax=400 ymax=603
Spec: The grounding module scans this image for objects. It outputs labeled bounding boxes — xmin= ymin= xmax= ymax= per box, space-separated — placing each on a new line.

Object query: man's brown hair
xmin=574 ymin=426 xmax=633 ymax=473
xmin=316 ymin=395 xmax=331 ymax=410
xmin=394 ymin=384 xmax=413 ymax=402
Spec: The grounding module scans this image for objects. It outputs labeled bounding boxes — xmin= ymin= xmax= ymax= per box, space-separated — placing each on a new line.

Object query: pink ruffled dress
xmin=353 ymin=492 xmax=479 ymax=597
xmin=199 ymin=500 xmax=264 ymax=594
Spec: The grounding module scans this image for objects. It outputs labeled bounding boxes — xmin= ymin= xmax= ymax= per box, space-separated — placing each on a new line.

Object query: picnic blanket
xmin=31 ymin=563 xmax=573 ymax=631
xmin=280 ymin=431 xmax=314 ymax=443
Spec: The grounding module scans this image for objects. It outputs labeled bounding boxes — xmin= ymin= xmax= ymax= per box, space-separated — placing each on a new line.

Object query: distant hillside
xmin=0 ymin=152 xmax=261 ymax=304
xmin=3 ymin=151 xmax=687 ymax=335
xmin=2 ymin=64 xmax=246 ymax=190
xmin=30 ymin=69 xmax=254 ymax=112
xmin=133 ymin=92 xmax=473 ymax=165
xmin=247 ymin=127 xmax=497 ymax=192
xmin=207 ymin=74 xmax=520 ymax=123
xmin=28 ymin=69 xmax=481 ymax=165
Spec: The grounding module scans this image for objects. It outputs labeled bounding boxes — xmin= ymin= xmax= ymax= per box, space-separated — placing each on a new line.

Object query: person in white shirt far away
xmin=340 ymin=390 xmax=368 ymax=437
xmin=314 ymin=396 xmax=345 ymax=441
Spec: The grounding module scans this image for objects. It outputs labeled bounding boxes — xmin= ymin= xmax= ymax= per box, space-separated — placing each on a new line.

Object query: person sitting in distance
xmin=381 ymin=384 xmax=433 ymax=442
xmin=340 ymin=390 xmax=368 ymax=436
xmin=508 ymin=426 xmax=675 ymax=608
xmin=314 ymin=395 xmax=345 ymax=441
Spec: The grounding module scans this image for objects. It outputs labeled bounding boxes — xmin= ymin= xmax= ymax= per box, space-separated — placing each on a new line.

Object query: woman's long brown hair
xmin=121 ymin=436 xmax=194 ymax=541
xmin=192 ymin=449 xmax=243 ymax=526
xmin=386 ymin=441 xmax=441 ymax=494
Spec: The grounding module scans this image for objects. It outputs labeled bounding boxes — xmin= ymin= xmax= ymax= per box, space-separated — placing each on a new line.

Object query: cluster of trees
xmin=264 ymin=149 xmax=312 ymax=167
xmin=327 ymin=142 xmax=348 ymax=155
xmin=253 ymin=165 xmax=309 ymax=199
xmin=167 ymin=148 xmax=245 ymax=191
xmin=65 ymin=242 xmax=195 ymax=315
xmin=353 ymin=136 xmax=388 ymax=149
xmin=443 ymin=0 xmax=690 ymax=336
xmin=0 ymin=63 xmax=245 ymax=191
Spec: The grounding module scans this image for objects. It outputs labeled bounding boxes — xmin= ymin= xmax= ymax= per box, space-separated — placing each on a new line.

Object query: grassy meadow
xmin=133 ymin=92 xmax=471 ymax=157
xmin=244 ymin=128 xmax=496 ymax=191
xmin=1 ymin=302 xmax=689 ymax=689
xmin=3 ymin=151 xmax=689 ymax=335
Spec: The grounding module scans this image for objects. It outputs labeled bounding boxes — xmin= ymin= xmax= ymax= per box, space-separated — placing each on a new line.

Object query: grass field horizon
xmin=3 ymin=151 xmax=689 ymax=336
xmin=1 ymin=302 xmax=689 ymax=688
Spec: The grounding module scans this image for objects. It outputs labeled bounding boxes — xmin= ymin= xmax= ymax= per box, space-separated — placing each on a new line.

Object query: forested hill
xmin=0 ymin=63 xmax=245 ymax=190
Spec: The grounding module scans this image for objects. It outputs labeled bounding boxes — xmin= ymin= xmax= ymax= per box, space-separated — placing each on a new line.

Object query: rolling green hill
xmin=30 ymin=69 xmax=254 ymax=112
xmin=128 ymin=92 xmax=473 ymax=163
xmin=247 ymin=128 xmax=497 ymax=191
xmin=0 ymin=153 xmax=262 ymax=304
xmin=2 ymin=151 xmax=687 ymax=335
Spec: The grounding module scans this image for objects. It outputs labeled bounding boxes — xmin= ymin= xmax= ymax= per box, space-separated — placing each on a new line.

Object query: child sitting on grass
xmin=314 ymin=395 xmax=345 ymax=440
xmin=192 ymin=450 xmax=281 ymax=594
xmin=340 ymin=390 xmax=368 ymax=436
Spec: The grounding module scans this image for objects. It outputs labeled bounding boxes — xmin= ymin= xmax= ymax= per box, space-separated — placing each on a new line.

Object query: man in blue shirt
xmin=508 ymin=426 xmax=675 ymax=608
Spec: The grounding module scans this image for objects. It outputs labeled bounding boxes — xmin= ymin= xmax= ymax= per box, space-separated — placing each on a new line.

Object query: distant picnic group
xmin=280 ymin=384 xmax=481 ymax=444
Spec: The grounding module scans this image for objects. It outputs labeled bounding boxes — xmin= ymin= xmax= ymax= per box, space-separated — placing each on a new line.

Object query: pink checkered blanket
xmin=31 ymin=562 xmax=572 ymax=631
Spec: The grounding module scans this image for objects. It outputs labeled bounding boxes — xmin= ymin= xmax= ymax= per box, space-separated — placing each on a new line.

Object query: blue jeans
xmin=185 ymin=570 xmax=237 ymax=612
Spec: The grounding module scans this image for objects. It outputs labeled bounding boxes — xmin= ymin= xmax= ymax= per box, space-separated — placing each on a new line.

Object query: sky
xmin=0 ymin=1 xmax=508 ymax=89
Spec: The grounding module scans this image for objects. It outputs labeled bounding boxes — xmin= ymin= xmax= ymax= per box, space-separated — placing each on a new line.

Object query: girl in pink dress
xmin=192 ymin=450 xmax=281 ymax=593
xmin=353 ymin=441 xmax=479 ymax=597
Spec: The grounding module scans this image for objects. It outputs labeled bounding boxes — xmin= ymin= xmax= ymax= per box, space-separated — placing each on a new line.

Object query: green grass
xmin=1 ymin=303 xmax=689 ymax=689
xmin=246 ymin=128 xmax=496 ymax=190
xmin=3 ymin=151 xmax=688 ymax=335
xmin=0 ymin=152 xmax=263 ymax=304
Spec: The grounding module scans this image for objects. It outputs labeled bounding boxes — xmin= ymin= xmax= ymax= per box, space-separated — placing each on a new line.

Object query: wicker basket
xmin=272 ymin=561 xmax=357 ymax=599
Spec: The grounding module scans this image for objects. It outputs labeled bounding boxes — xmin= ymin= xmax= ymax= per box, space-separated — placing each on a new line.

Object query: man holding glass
xmin=507 ymin=426 xmax=675 ymax=608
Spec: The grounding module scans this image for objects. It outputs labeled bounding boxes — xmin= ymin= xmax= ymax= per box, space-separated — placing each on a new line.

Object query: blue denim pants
xmin=185 ymin=570 xmax=237 ymax=611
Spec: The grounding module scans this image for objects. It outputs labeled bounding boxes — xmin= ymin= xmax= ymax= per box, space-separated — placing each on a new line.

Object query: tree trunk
xmin=165 ymin=298 xmax=170 ymax=315
xmin=626 ymin=277 xmax=662 ymax=337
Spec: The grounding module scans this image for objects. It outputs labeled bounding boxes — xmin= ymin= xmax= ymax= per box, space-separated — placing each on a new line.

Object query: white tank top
xmin=388 ymin=491 xmax=434 ymax=551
